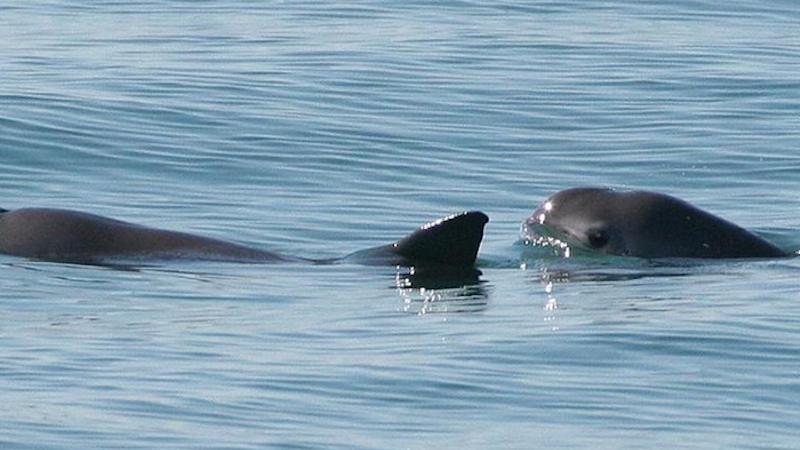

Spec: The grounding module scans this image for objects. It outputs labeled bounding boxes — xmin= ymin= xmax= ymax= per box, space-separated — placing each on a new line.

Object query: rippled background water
xmin=2 ymin=1 xmax=800 ymax=449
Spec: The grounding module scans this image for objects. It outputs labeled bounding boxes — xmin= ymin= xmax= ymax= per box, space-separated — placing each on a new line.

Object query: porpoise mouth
xmin=520 ymin=219 xmax=575 ymax=257
xmin=521 ymin=206 xmax=570 ymax=243
xmin=522 ymin=211 xmax=611 ymax=258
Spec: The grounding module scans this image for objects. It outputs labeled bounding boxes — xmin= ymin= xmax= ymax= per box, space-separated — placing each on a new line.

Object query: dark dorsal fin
xmin=392 ymin=211 xmax=488 ymax=267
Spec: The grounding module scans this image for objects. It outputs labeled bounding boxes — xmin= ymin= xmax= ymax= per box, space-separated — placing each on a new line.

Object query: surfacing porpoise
xmin=522 ymin=187 xmax=789 ymax=259
xmin=0 ymin=207 xmax=488 ymax=267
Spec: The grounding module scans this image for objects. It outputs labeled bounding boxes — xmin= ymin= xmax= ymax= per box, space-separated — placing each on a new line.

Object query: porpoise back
xmin=0 ymin=208 xmax=488 ymax=267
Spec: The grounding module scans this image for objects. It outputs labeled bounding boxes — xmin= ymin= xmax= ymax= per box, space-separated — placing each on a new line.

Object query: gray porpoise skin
xmin=523 ymin=188 xmax=788 ymax=259
xmin=0 ymin=208 xmax=488 ymax=267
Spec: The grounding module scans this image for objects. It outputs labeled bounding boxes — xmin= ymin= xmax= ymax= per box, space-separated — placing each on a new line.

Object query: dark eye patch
xmin=587 ymin=229 xmax=610 ymax=249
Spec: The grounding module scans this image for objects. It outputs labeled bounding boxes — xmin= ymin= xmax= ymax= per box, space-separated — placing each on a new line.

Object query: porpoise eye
xmin=587 ymin=229 xmax=610 ymax=249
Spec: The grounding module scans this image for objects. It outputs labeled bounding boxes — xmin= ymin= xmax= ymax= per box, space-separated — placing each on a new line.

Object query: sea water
xmin=2 ymin=1 xmax=800 ymax=449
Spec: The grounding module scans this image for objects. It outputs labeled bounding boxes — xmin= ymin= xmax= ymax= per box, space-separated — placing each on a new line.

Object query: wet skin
xmin=523 ymin=188 xmax=788 ymax=259
xmin=0 ymin=208 xmax=488 ymax=267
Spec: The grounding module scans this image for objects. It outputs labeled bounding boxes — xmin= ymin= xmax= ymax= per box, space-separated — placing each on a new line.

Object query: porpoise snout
xmin=521 ymin=201 xmax=556 ymax=240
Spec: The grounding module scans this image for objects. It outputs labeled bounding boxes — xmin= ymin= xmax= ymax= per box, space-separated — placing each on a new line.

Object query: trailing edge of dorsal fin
xmin=392 ymin=211 xmax=489 ymax=267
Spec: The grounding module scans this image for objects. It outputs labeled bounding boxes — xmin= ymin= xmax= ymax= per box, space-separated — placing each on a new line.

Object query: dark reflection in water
xmin=394 ymin=266 xmax=489 ymax=314
xmin=531 ymin=265 xmax=700 ymax=284
xmin=519 ymin=237 xmax=725 ymax=284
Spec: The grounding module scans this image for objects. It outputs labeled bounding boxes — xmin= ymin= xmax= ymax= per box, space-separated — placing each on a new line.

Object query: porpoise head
xmin=523 ymin=187 xmax=787 ymax=259
xmin=523 ymin=188 xmax=639 ymax=256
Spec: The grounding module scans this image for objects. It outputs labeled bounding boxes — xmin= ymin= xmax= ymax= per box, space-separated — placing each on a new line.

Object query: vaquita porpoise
xmin=522 ymin=188 xmax=788 ymax=259
xmin=0 ymin=207 xmax=488 ymax=267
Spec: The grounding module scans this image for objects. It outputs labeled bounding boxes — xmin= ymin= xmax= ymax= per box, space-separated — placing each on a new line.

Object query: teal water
xmin=2 ymin=1 xmax=800 ymax=449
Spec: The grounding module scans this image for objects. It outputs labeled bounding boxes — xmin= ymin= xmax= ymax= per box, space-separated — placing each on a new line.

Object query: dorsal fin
xmin=392 ymin=211 xmax=488 ymax=266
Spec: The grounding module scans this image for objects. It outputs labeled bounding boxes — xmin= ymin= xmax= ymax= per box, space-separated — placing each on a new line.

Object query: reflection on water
xmin=525 ymin=258 xmax=705 ymax=285
xmin=394 ymin=266 xmax=488 ymax=314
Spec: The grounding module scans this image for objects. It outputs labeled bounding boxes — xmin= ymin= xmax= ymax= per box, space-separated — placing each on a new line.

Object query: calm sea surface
xmin=2 ymin=1 xmax=800 ymax=449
